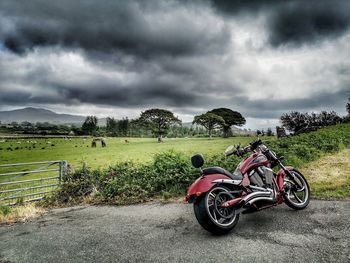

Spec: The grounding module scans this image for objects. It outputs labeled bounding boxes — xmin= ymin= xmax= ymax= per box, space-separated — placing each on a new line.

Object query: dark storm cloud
xmin=268 ymin=1 xmax=350 ymax=47
xmin=209 ymin=0 xmax=283 ymax=14
xmin=0 ymin=60 xmax=205 ymax=108
xmin=53 ymin=82 xmax=202 ymax=108
xmin=0 ymin=0 xmax=232 ymax=111
xmin=210 ymin=0 xmax=350 ymax=46
xmin=0 ymin=0 xmax=229 ymax=57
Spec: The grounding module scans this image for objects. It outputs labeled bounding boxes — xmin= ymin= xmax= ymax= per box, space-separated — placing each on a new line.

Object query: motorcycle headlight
xmin=259 ymin=144 xmax=268 ymax=152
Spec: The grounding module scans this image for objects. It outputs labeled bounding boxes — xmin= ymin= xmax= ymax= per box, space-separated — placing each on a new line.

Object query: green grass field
xmin=0 ymin=136 xmax=259 ymax=175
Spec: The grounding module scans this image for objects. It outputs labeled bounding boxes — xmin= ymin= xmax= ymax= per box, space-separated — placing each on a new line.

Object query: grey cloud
xmin=209 ymin=0 xmax=283 ymax=15
xmin=0 ymin=0 xmax=349 ymax=126
xmin=0 ymin=0 xmax=230 ymax=57
xmin=268 ymin=1 xmax=350 ymax=47
xmin=210 ymin=0 xmax=350 ymax=46
xmin=238 ymin=89 xmax=350 ymax=119
xmin=0 ymin=60 xmax=206 ymax=108
xmin=56 ymin=83 xmax=202 ymax=108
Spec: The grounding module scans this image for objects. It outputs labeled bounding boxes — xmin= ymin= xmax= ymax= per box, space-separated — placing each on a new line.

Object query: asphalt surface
xmin=0 ymin=200 xmax=349 ymax=263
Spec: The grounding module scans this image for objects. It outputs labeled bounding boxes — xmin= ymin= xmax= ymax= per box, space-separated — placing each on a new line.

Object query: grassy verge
xmin=301 ymin=149 xmax=350 ymax=199
xmin=0 ymin=203 xmax=44 ymax=224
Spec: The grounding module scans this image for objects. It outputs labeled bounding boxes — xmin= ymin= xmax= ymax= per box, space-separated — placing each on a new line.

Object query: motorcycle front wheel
xmin=193 ymin=186 xmax=239 ymax=235
xmin=284 ymin=169 xmax=310 ymax=210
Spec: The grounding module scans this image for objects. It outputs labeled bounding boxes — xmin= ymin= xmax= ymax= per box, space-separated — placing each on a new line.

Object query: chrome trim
xmin=249 ymin=185 xmax=270 ymax=192
xmin=212 ymin=179 xmax=242 ymax=185
xmin=246 ymin=196 xmax=275 ymax=206
xmin=240 ymin=187 xmax=276 ymax=206
xmin=241 ymin=190 xmax=272 ymax=203
xmin=266 ymin=167 xmax=274 ymax=171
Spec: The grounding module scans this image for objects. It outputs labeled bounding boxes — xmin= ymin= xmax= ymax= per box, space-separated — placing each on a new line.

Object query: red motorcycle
xmin=185 ymin=139 xmax=310 ymax=235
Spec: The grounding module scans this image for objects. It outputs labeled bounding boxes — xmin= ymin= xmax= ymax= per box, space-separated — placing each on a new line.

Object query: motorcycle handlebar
xmin=227 ymin=140 xmax=263 ymax=158
xmin=250 ymin=139 xmax=262 ymax=150
xmin=231 ymin=146 xmax=251 ymax=157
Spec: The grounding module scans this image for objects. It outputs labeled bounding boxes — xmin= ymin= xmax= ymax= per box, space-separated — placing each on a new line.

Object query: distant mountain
xmin=0 ymin=107 xmax=86 ymax=124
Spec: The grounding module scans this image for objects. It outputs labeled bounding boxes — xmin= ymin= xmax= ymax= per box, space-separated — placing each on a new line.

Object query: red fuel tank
xmin=239 ymin=153 xmax=269 ymax=174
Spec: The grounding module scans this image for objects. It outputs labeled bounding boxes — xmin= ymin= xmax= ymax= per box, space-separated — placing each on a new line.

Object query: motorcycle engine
xmin=249 ymin=171 xmax=264 ymax=187
xmin=249 ymin=167 xmax=274 ymax=188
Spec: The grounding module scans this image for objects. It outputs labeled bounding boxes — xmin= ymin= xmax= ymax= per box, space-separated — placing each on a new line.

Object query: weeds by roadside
xmin=0 ymin=203 xmax=44 ymax=224
xmin=301 ymin=149 xmax=350 ymax=199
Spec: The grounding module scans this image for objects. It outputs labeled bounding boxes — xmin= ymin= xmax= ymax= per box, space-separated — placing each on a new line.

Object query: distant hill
xmin=0 ymin=107 xmax=86 ymax=124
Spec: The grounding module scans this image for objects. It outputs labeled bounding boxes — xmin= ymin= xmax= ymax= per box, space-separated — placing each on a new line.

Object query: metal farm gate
xmin=0 ymin=161 xmax=67 ymax=206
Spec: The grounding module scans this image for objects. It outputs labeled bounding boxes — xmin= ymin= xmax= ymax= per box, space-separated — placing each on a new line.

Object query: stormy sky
xmin=0 ymin=0 xmax=349 ymax=129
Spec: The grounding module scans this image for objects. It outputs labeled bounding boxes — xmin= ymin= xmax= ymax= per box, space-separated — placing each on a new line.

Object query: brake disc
xmin=214 ymin=191 xmax=236 ymax=219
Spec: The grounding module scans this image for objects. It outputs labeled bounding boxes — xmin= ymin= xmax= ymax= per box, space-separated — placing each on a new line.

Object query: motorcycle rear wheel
xmin=194 ymin=186 xmax=239 ymax=235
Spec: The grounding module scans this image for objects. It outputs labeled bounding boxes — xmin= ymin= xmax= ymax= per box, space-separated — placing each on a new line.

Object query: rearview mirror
xmin=224 ymin=145 xmax=235 ymax=156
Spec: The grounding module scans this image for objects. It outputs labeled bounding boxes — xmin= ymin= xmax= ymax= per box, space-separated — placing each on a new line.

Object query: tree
xmin=192 ymin=113 xmax=225 ymax=138
xmin=82 ymin=116 xmax=98 ymax=135
xmin=281 ymin=111 xmax=342 ymax=134
xmin=318 ymin=111 xmax=342 ymax=126
xmin=208 ymin=108 xmax=246 ymax=137
xmin=21 ymin=121 xmax=33 ymax=128
xmin=106 ymin=117 xmax=118 ymax=136
xmin=344 ymin=98 xmax=350 ymax=123
xmin=280 ymin=111 xmax=309 ymax=133
xmin=137 ymin=109 xmax=181 ymax=142
xmin=117 ymin=118 xmax=129 ymax=137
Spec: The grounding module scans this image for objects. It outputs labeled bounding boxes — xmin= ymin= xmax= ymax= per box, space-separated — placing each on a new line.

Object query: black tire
xmin=284 ymin=169 xmax=310 ymax=210
xmin=193 ymin=186 xmax=239 ymax=235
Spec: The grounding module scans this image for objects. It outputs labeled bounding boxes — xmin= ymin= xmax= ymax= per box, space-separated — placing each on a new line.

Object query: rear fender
xmin=185 ymin=174 xmax=232 ymax=203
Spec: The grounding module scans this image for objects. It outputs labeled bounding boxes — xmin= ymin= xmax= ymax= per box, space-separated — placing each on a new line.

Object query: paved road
xmin=0 ymin=200 xmax=349 ymax=263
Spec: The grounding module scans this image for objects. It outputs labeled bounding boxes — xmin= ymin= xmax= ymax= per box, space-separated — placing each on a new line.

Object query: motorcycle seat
xmin=202 ymin=166 xmax=243 ymax=180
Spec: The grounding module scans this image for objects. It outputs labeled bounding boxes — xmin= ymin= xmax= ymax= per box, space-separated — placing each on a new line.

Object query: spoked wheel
xmin=193 ymin=186 xmax=239 ymax=235
xmin=284 ymin=169 xmax=310 ymax=210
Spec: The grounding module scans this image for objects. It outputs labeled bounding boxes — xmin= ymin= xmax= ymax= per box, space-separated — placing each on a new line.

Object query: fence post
xmin=59 ymin=161 xmax=68 ymax=181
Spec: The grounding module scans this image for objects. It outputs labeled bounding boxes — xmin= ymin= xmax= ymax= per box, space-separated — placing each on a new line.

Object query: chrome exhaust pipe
xmin=245 ymin=196 xmax=275 ymax=206
xmin=240 ymin=188 xmax=276 ymax=207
